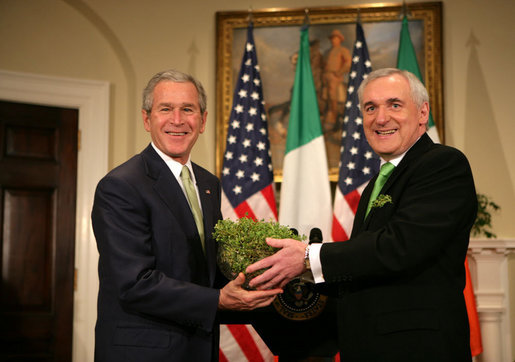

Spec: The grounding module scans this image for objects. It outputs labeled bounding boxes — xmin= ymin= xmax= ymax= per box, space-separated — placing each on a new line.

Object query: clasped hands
xmin=246 ymin=237 xmax=307 ymax=290
xmin=218 ymin=237 xmax=308 ymax=310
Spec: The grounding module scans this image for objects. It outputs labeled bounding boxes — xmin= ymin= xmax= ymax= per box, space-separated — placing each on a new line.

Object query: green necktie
xmin=365 ymin=162 xmax=395 ymax=218
xmin=180 ymin=166 xmax=205 ymax=253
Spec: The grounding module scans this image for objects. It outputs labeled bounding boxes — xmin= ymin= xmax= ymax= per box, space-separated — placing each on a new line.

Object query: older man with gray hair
xmin=247 ymin=68 xmax=477 ymax=362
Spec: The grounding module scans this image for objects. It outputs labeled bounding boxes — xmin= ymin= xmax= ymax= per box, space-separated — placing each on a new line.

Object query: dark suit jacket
xmin=91 ymin=144 xmax=223 ymax=362
xmin=320 ymin=134 xmax=476 ymax=362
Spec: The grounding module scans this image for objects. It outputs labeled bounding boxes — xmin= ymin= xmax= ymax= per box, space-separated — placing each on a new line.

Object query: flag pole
xmin=401 ymin=1 xmax=410 ymax=18
xmin=303 ymin=8 xmax=310 ymax=27
xmin=247 ymin=6 xmax=253 ymax=25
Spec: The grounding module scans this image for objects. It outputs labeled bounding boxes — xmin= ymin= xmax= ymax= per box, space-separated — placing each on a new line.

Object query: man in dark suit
xmin=246 ymin=68 xmax=477 ymax=361
xmin=91 ymin=69 xmax=280 ymax=362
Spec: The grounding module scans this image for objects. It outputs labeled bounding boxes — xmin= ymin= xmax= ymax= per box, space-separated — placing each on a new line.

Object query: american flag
xmin=331 ymin=22 xmax=379 ymax=241
xmin=219 ymin=22 xmax=276 ymax=362
xmin=220 ymin=23 xmax=277 ymax=222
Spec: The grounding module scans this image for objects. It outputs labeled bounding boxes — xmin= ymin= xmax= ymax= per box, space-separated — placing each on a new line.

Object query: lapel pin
xmin=205 ymin=189 xmax=211 ymax=194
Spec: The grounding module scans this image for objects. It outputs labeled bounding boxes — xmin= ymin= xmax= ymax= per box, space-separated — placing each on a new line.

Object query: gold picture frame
xmin=215 ymin=2 xmax=443 ymax=182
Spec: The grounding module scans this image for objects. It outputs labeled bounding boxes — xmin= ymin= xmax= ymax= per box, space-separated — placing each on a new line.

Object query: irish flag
xmin=397 ymin=15 xmax=440 ymax=143
xmin=279 ymin=25 xmax=332 ymax=240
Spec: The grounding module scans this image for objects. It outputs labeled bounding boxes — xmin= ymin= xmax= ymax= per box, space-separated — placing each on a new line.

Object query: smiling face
xmin=142 ymin=81 xmax=207 ymax=164
xmin=362 ymin=74 xmax=429 ymax=161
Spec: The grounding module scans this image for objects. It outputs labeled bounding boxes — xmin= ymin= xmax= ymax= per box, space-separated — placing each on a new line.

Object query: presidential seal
xmin=273 ymin=277 xmax=327 ymax=321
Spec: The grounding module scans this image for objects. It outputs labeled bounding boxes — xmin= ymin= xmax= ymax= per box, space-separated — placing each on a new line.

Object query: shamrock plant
xmin=213 ymin=217 xmax=305 ymax=288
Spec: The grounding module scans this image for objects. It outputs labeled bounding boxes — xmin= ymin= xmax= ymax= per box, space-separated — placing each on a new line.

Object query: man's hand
xmin=246 ymin=238 xmax=307 ymax=290
xmin=218 ymin=273 xmax=281 ymax=311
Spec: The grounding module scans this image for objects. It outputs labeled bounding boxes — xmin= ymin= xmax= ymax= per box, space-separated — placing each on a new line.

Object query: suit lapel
xmin=352 ymin=175 xmax=376 ymax=235
xmin=358 ymin=133 xmax=434 ymax=230
xmin=380 ymin=133 xmax=433 ymax=196
xmin=141 ymin=146 xmax=206 ymax=261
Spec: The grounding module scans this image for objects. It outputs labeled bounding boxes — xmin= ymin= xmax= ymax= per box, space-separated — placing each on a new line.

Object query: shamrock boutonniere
xmin=371 ymin=194 xmax=393 ymax=209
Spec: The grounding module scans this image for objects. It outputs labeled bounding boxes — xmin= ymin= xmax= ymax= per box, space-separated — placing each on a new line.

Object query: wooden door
xmin=0 ymin=100 xmax=78 ymax=361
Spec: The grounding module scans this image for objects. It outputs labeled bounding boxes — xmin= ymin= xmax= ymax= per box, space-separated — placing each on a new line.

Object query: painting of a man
xmin=229 ymin=20 xmax=426 ymax=174
xmin=322 ymin=29 xmax=351 ymax=131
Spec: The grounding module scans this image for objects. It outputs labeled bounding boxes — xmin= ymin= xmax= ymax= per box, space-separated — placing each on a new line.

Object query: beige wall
xmin=1 ymin=0 xmax=514 ymax=353
xmin=1 ymin=0 xmax=513 ymax=236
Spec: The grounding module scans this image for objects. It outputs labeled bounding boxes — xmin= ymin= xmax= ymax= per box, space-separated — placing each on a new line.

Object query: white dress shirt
xmin=150 ymin=143 xmax=203 ymax=212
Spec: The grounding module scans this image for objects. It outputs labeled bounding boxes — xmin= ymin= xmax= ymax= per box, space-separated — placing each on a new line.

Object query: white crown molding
xmin=469 ymin=238 xmax=515 ymax=254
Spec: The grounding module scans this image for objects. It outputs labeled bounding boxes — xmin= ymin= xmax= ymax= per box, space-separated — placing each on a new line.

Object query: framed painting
xmin=215 ymin=2 xmax=443 ymax=181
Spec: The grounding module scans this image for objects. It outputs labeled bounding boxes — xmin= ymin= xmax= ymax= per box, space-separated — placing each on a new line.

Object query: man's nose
xmin=376 ymin=106 xmax=388 ymax=125
xmin=169 ymin=108 xmax=183 ymax=123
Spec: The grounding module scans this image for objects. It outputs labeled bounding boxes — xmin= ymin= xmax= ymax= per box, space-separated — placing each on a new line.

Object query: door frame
xmin=0 ymin=70 xmax=109 ymax=362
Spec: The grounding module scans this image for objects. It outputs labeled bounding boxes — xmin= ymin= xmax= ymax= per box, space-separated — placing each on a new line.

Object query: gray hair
xmin=357 ymin=68 xmax=429 ymax=109
xmin=142 ymin=69 xmax=207 ymax=114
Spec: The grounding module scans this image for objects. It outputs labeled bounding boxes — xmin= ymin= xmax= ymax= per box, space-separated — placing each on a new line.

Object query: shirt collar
xmin=379 ymin=136 xmax=421 ymax=167
xmin=150 ymin=143 xmax=195 ymax=183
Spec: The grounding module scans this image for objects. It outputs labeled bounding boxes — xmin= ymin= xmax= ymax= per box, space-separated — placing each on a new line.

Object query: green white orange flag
xmin=397 ymin=15 xmax=483 ymax=357
xmin=279 ymin=25 xmax=332 ymax=239
xmin=397 ymin=15 xmax=439 ymax=143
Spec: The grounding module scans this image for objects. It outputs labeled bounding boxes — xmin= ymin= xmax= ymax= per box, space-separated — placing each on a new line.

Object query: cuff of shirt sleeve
xmin=309 ymin=242 xmax=325 ymax=283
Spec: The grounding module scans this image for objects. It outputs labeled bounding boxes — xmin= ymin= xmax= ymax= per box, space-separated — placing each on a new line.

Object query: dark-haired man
xmin=92 ymin=69 xmax=280 ymax=362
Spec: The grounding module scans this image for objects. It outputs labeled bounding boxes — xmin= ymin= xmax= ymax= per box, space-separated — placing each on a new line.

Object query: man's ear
xmin=142 ymin=109 xmax=151 ymax=132
xmin=199 ymin=111 xmax=208 ymax=134
xmin=419 ymin=101 xmax=430 ymax=127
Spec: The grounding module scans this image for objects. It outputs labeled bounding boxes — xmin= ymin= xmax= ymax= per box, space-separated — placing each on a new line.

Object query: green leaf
xmin=471 ymin=193 xmax=500 ymax=239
